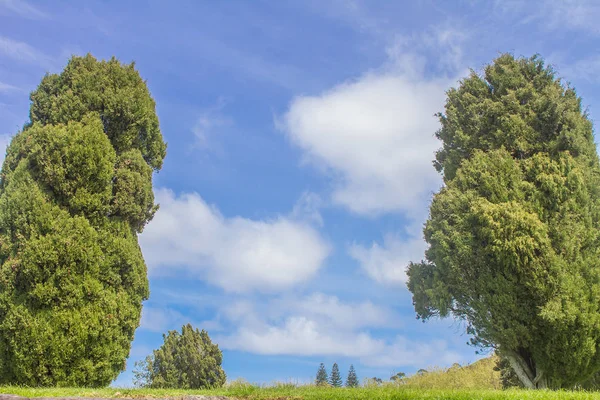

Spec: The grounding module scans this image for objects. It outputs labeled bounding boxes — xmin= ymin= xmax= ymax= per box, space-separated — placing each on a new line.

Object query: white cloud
xmin=559 ymin=55 xmax=600 ymax=84
xmin=492 ymin=0 xmax=600 ymax=35
xmin=221 ymin=316 xmax=384 ymax=357
xmin=139 ymin=188 xmax=330 ymax=293
xmin=280 ymin=32 xmax=465 ymax=216
xmin=217 ymin=293 xmax=462 ymax=368
xmin=0 ymin=36 xmax=50 ymax=65
xmin=140 ymin=306 xmax=222 ymax=333
xmin=0 ymin=82 xmax=20 ymax=93
xmin=281 ymin=72 xmax=445 ymax=216
xmin=140 ymin=307 xmax=188 ymax=333
xmin=349 ymin=231 xmax=427 ymax=286
xmin=0 ymin=0 xmax=48 ymax=19
xmin=192 ymin=97 xmax=233 ymax=150
xmin=291 ymin=191 xmax=324 ymax=226
xmin=541 ymin=0 xmax=600 ymax=34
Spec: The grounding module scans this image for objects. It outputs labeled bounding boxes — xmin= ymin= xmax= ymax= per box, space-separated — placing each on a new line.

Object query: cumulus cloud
xmin=279 ymin=30 xmax=467 ymax=216
xmin=349 ymin=231 xmax=427 ymax=286
xmin=139 ymin=188 xmax=330 ymax=293
xmin=281 ymin=72 xmax=444 ymax=216
xmin=216 ymin=293 xmax=462 ymax=368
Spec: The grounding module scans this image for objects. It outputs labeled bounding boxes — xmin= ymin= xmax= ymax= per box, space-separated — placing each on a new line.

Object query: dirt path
xmin=0 ymin=396 xmax=232 ymax=400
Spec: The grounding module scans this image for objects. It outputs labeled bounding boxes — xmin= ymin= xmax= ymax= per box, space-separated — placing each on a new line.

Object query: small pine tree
xmin=346 ymin=364 xmax=358 ymax=387
xmin=330 ymin=363 xmax=342 ymax=387
xmin=316 ymin=363 xmax=328 ymax=386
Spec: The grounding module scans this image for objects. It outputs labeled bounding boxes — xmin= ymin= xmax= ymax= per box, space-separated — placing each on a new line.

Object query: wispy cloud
xmin=0 ymin=0 xmax=49 ymax=20
xmin=140 ymin=306 xmax=223 ymax=334
xmin=0 ymin=36 xmax=55 ymax=68
xmin=192 ymin=97 xmax=233 ymax=151
xmin=492 ymin=0 xmax=600 ymax=35
xmin=559 ymin=55 xmax=600 ymax=84
xmin=0 ymin=81 xmax=20 ymax=93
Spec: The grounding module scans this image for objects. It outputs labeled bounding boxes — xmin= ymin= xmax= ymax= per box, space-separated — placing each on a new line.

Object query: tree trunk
xmin=504 ymin=349 xmax=547 ymax=389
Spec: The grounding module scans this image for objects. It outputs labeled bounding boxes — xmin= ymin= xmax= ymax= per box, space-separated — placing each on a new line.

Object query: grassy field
xmin=0 ymin=357 xmax=595 ymax=399
xmin=4 ymin=386 xmax=600 ymax=400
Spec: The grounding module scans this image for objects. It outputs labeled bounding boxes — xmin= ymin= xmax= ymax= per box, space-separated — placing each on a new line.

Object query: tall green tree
xmin=346 ymin=364 xmax=359 ymax=387
xmin=329 ymin=363 xmax=342 ymax=387
xmin=133 ymin=324 xmax=226 ymax=389
xmin=0 ymin=54 xmax=166 ymax=386
xmin=315 ymin=363 xmax=328 ymax=386
xmin=407 ymin=53 xmax=600 ymax=389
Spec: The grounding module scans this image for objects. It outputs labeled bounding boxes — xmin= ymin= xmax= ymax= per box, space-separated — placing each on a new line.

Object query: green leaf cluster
xmin=407 ymin=54 xmax=600 ymax=388
xmin=0 ymin=54 xmax=166 ymax=386
xmin=133 ymin=324 xmax=226 ymax=389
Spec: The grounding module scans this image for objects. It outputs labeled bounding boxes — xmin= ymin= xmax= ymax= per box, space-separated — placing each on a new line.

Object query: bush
xmin=134 ymin=324 xmax=226 ymax=389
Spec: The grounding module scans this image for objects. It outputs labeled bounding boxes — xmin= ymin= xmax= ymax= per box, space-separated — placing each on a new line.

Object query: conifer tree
xmin=315 ymin=363 xmax=328 ymax=386
xmin=0 ymin=54 xmax=166 ymax=386
xmin=407 ymin=53 xmax=600 ymax=389
xmin=346 ymin=364 xmax=359 ymax=387
xmin=330 ymin=363 xmax=342 ymax=387
xmin=133 ymin=324 xmax=226 ymax=389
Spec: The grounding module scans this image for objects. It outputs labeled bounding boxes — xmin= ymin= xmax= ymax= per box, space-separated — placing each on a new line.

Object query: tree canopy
xmin=133 ymin=324 xmax=226 ymax=389
xmin=316 ymin=363 xmax=328 ymax=386
xmin=0 ymin=54 xmax=166 ymax=386
xmin=407 ymin=53 xmax=600 ymax=389
xmin=329 ymin=363 xmax=342 ymax=387
xmin=346 ymin=365 xmax=359 ymax=387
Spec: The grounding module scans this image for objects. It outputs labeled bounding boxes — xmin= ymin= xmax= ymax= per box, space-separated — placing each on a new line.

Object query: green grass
xmin=4 ymin=386 xmax=600 ymax=400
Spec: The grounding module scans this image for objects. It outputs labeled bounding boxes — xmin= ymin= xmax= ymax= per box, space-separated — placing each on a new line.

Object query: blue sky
xmin=2 ymin=0 xmax=600 ymax=387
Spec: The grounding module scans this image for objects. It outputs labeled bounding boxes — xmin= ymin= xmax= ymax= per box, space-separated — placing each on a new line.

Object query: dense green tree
xmin=407 ymin=53 xmax=600 ymax=389
xmin=390 ymin=372 xmax=406 ymax=382
xmin=133 ymin=324 xmax=226 ymax=389
xmin=315 ymin=363 xmax=328 ymax=386
xmin=329 ymin=363 xmax=342 ymax=387
xmin=0 ymin=54 xmax=166 ymax=386
xmin=346 ymin=364 xmax=358 ymax=387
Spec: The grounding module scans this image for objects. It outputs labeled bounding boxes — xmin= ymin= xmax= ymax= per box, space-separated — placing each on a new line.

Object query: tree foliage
xmin=133 ymin=324 xmax=226 ymax=389
xmin=329 ymin=363 xmax=342 ymax=387
xmin=346 ymin=364 xmax=359 ymax=387
xmin=315 ymin=363 xmax=328 ymax=386
xmin=0 ymin=54 xmax=166 ymax=386
xmin=390 ymin=372 xmax=406 ymax=382
xmin=494 ymin=354 xmax=523 ymax=389
xmin=407 ymin=53 xmax=600 ymax=389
